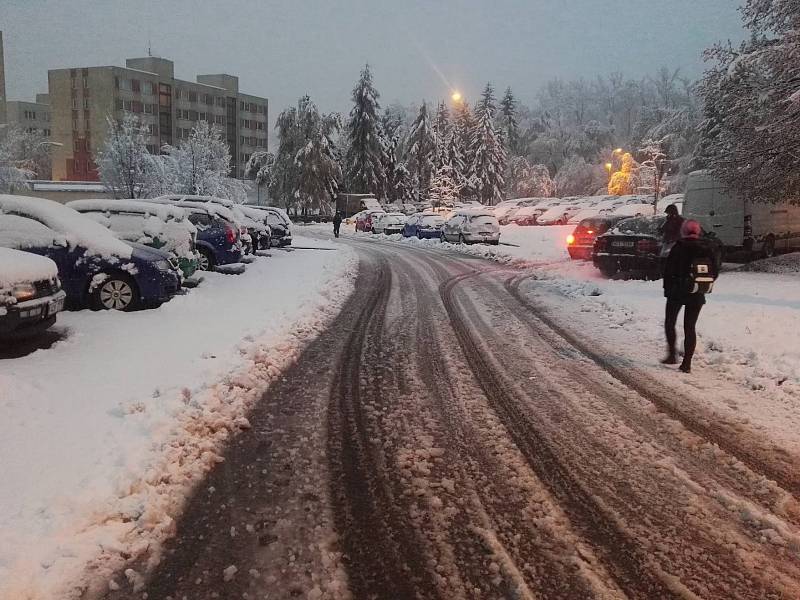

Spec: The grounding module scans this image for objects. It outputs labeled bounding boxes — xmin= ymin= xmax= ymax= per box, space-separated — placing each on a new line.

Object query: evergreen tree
xmin=443 ymin=130 xmax=467 ymax=192
xmin=433 ymin=101 xmax=451 ymax=169
xmin=470 ymin=84 xmax=507 ymax=205
xmin=393 ymin=161 xmax=415 ymax=204
xmin=452 ymin=100 xmax=476 ymax=196
xmin=499 ymin=87 xmax=520 ymax=156
xmin=406 ymin=102 xmax=437 ymax=200
xmin=345 ymin=64 xmax=386 ymax=197
xmin=271 ymin=96 xmax=342 ymax=213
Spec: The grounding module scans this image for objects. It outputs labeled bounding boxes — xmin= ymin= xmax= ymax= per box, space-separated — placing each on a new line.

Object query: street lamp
xmin=605 ymin=162 xmax=613 ymax=181
xmin=451 ymin=91 xmax=463 ymax=103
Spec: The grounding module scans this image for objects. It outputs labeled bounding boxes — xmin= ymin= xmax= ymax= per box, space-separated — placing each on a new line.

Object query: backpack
xmin=685 ymin=257 xmax=715 ymax=294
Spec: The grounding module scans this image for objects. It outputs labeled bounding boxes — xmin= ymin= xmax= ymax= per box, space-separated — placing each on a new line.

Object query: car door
xmin=404 ymin=215 xmax=418 ymax=236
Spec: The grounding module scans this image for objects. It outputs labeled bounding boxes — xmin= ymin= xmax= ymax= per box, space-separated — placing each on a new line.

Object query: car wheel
xmin=92 ymin=274 xmax=139 ymax=311
xmin=198 ymin=248 xmax=214 ymax=271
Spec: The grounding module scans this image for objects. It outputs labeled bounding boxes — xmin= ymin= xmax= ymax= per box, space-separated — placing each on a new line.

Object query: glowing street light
xmin=613 ymin=148 xmax=623 ymax=155
xmin=451 ymin=91 xmax=463 ymax=103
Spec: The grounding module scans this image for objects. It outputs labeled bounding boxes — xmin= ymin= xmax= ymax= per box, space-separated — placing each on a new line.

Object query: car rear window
xmin=420 ymin=216 xmax=444 ymax=226
xmin=470 ymin=215 xmax=499 ymax=227
xmin=610 ymin=215 xmax=665 ymax=235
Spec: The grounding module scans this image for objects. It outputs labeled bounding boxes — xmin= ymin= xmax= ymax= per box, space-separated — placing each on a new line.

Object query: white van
xmin=683 ymin=171 xmax=800 ymax=258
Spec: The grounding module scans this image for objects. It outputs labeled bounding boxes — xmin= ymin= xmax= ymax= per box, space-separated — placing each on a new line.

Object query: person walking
xmin=333 ymin=211 xmax=343 ymax=238
xmin=661 ymin=220 xmax=718 ymax=373
xmin=659 ymin=203 xmax=685 ymax=254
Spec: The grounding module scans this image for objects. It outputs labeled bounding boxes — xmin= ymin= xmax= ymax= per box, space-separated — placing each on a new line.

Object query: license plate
xmin=47 ymin=297 xmax=65 ymax=316
xmin=612 ymin=241 xmax=635 ymax=247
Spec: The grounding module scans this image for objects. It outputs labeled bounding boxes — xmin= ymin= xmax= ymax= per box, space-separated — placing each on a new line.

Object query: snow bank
xmin=0 ymin=195 xmax=132 ymax=259
xmin=0 ymin=247 xmax=58 ymax=289
xmin=0 ymin=237 xmax=357 ymax=599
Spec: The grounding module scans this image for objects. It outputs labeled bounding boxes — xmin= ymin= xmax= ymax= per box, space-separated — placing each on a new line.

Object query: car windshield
xmin=610 ymin=215 xmax=665 ymax=235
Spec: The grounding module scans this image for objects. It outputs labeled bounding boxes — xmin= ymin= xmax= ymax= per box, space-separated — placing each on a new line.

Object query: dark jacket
xmin=333 ymin=214 xmax=343 ymax=226
xmin=663 ymin=238 xmax=718 ymax=303
xmin=659 ymin=214 xmax=685 ymax=245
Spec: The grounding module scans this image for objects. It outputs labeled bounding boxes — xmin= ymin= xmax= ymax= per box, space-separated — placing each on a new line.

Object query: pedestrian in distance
xmin=661 ymin=219 xmax=718 ymax=373
xmin=659 ymin=203 xmax=685 ymax=257
xmin=333 ymin=211 xmax=343 ymax=238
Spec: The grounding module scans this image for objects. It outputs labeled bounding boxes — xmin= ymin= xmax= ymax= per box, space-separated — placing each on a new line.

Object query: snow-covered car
xmin=67 ymin=199 xmax=200 ymax=279
xmin=537 ymin=204 xmax=583 ymax=225
xmin=508 ymin=206 xmax=541 ymax=226
xmin=0 ymin=195 xmax=181 ymax=310
xmin=372 ymin=212 xmax=407 ymax=235
xmin=566 ymin=216 xmax=628 ymax=260
xmin=153 ymin=194 xmax=265 ymax=254
xmin=356 ymin=210 xmax=386 ymax=232
xmin=0 ymin=247 xmax=66 ymax=339
xmin=610 ymin=202 xmax=658 ymax=219
xmin=441 ymin=210 xmax=501 ymax=244
xmin=403 ymin=213 xmax=446 ymax=239
xmin=140 ymin=199 xmax=243 ymax=270
xmin=242 ymin=205 xmax=293 ymax=247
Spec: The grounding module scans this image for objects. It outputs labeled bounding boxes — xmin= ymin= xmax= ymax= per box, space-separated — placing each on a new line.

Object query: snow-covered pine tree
xmin=345 ymin=64 xmax=386 ymax=198
xmin=470 ymin=83 xmax=507 ymax=205
xmin=452 ymin=100 xmax=476 ymax=198
xmin=698 ymin=0 xmax=800 ymax=202
xmin=406 ymin=102 xmax=437 ymax=201
xmin=499 ymin=87 xmax=520 ymax=156
xmin=271 ymin=96 xmax=342 ymax=213
xmin=429 ymin=163 xmax=462 ymax=209
xmin=95 ymin=113 xmax=151 ymax=198
xmin=433 ymin=102 xmax=451 ymax=169
xmin=443 ymin=130 xmax=466 ymax=192
xmin=394 ymin=161 xmax=415 ymax=205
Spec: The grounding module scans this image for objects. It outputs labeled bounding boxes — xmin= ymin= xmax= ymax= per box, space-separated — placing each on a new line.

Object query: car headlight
xmin=154 ymin=259 xmax=171 ymax=271
xmin=12 ymin=283 xmax=37 ymax=302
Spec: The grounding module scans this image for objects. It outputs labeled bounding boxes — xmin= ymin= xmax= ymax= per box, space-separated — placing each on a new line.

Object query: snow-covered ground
xmin=0 ymin=236 xmax=356 ymax=599
xmin=332 ymin=222 xmax=800 ymax=450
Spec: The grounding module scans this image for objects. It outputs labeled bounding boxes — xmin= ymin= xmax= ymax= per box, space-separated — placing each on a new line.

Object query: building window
xmin=159 ymin=83 xmax=172 ymax=108
xmin=199 ymin=112 xmax=207 ymax=122
xmin=147 ymin=123 xmax=158 ymax=136
xmin=188 ymin=91 xmax=197 ymax=103
xmin=84 ymin=110 xmax=91 ymax=127
xmin=119 ymin=78 xmax=131 ymax=91
xmin=131 ymin=79 xmax=141 ymax=93
xmin=82 ymin=77 xmax=89 ymax=88
xmin=73 ymin=118 xmax=79 ymax=130
xmin=216 ymin=97 xmax=225 ymax=108
xmin=83 ymin=98 xmax=90 ymax=109
xmin=143 ymin=82 xmax=155 ymax=96
xmin=214 ymin=115 xmax=225 ymax=125
xmin=44 ymin=129 xmax=51 ymax=136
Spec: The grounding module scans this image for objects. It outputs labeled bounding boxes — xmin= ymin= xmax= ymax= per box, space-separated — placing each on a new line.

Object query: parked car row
xmin=492 ymin=194 xmax=667 ymax=226
xmin=0 ymin=194 xmax=294 ymax=340
xmin=352 ymin=207 xmax=502 ymax=245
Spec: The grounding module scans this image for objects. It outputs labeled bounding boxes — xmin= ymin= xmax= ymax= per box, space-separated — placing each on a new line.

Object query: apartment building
xmin=0 ymin=31 xmax=6 ymax=125
xmin=48 ymin=56 xmax=268 ymax=181
xmin=5 ymin=94 xmax=52 ymax=136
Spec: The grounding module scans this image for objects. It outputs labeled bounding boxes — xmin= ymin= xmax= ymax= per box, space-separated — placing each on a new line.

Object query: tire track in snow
xmin=504 ymin=272 xmax=800 ymax=499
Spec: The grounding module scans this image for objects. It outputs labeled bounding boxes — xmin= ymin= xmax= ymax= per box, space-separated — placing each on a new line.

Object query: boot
xmin=679 ymin=361 xmax=691 ymax=373
xmin=660 ymin=352 xmax=677 ymax=365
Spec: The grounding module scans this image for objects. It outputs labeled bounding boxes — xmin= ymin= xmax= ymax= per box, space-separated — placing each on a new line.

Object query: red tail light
xmin=225 ymin=224 xmax=237 ymax=244
xmin=637 ymin=239 xmax=659 ymax=254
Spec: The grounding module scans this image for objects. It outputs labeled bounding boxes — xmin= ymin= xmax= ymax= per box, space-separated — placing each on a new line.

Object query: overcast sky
xmin=3 ymin=0 xmax=744 ymax=126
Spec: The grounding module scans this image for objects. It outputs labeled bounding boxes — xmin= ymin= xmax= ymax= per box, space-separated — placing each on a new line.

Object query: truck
xmin=683 ymin=170 xmax=800 ymax=259
xmin=336 ymin=194 xmax=382 ymax=217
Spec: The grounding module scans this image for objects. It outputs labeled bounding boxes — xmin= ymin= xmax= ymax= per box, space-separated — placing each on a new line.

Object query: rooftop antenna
xmin=147 ymin=27 xmax=152 ymax=57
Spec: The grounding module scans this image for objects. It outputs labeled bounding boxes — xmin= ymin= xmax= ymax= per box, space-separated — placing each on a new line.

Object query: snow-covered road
xmin=100 ymin=233 xmax=800 ymax=600
xmin=0 ymin=236 xmax=357 ymax=599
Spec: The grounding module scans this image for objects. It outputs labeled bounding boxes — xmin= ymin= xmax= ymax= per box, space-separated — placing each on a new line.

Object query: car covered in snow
xmin=66 ymin=199 xmax=200 ymax=279
xmin=592 ymin=214 xmax=723 ymax=278
xmin=0 ymin=195 xmax=181 ymax=310
xmin=242 ymin=205 xmax=293 ymax=247
xmin=372 ymin=212 xmax=407 ymax=235
xmin=140 ymin=198 xmax=243 ymax=271
xmin=0 ymin=247 xmax=66 ymax=339
xmin=355 ymin=210 xmax=386 ymax=233
xmin=402 ymin=212 xmax=446 ymax=239
xmin=537 ymin=204 xmax=583 ymax=225
xmin=610 ymin=202 xmax=657 ymax=219
xmin=566 ymin=215 xmax=628 ymax=260
xmin=441 ymin=209 xmax=501 ymax=245
xmin=153 ymin=194 xmax=267 ymax=254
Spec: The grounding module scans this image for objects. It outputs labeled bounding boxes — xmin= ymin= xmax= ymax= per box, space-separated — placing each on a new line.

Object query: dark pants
xmin=333 ymin=223 xmax=340 ymax=238
xmin=665 ymin=297 xmax=703 ymax=365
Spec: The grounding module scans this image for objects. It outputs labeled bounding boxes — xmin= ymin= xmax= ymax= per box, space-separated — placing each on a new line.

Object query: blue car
xmin=0 ymin=195 xmax=181 ymax=311
xmin=141 ymin=199 xmax=243 ymax=271
xmin=402 ymin=213 xmax=446 ymax=239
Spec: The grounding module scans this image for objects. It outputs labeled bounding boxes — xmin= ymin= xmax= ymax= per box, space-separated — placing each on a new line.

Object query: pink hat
xmin=681 ymin=219 xmax=702 ymax=240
